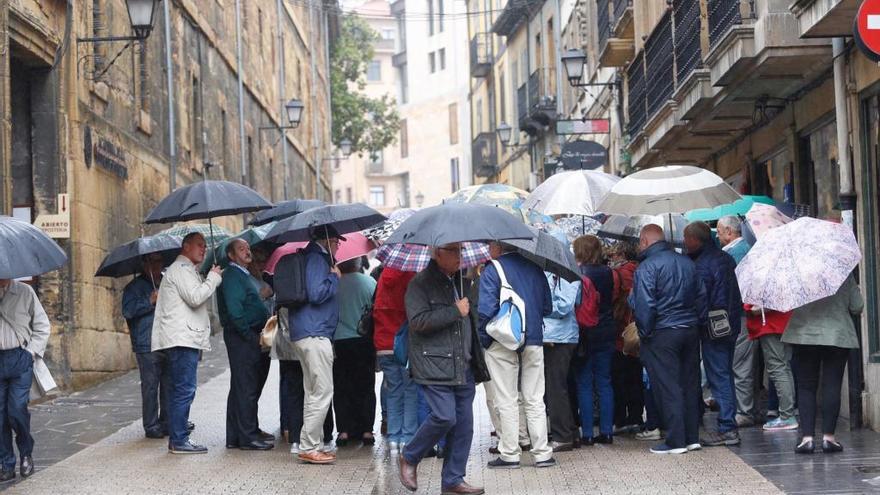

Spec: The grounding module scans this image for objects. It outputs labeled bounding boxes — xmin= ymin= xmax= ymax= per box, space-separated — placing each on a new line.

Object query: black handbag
xmin=356 ymin=303 xmax=375 ymax=339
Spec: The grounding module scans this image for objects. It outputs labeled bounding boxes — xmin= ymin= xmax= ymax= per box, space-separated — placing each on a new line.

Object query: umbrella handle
xmin=325 ymin=225 xmax=337 ymax=266
xmin=209 ymin=217 xmax=217 ymax=266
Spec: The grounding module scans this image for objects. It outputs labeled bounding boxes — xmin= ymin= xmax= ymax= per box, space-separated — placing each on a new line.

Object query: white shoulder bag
xmin=485 ymin=260 xmax=527 ymax=351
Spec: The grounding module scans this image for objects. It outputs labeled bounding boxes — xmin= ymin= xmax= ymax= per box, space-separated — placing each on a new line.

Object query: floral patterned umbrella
xmin=744 ymin=203 xmax=793 ymax=239
xmin=735 ymin=217 xmax=861 ymax=312
xmin=445 ymin=184 xmax=551 ymax=225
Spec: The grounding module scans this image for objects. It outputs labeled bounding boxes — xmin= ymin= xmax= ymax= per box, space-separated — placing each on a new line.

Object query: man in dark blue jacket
xmin=287 ymin=227 xmax=342 ymax=465
xmin=122 ymin=253 xmax=170 ymax=439
xmin=684 ymin=221 xmax=743 ymax=447
xmin=478 ymin=243 xmax=554 ymax=469
xmin=629 ymin=225 xmax=707 ymax=454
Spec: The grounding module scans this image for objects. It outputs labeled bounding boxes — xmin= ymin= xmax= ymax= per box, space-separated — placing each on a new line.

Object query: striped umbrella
xmin=597 ymin=165 xmax=741 ymax=215
xmin=522 ymin=170 xmax=621 ymax=217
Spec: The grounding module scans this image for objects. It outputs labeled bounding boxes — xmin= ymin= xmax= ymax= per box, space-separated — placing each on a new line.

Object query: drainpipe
xmin=277 ymin=0 xmax=289 ymax=199
xmin=832 ymin=37 xmax=855 ymax=230
xmin=163 ymin=0 xmax=176 ymax=191
xmin=309 ymin=2 xmax=321 ymax=200
xmin=323 ymin=9 xmax=333 ymax=199
xmin=553 ymin=0 xmax=563 ymax=150
xmin=235 ymin=0 xmax=247 ymax=184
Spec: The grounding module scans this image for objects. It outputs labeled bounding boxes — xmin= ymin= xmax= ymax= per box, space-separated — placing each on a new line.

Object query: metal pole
xmin=309 ymin=2 xmax=322 ymax=200
xmin=163 ymin=0 xmax=177 ymax=191
xmin=235 ymin=0 xmax=248 ymax=184
xmin=277 ymin=0 xmax=290 ymax=200
xmin=832 ymin=37 xmax=855 ymax=230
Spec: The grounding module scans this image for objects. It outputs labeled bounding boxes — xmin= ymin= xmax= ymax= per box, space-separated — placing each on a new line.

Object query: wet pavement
xmin=4 ymin=337 xmax=875 ymax=493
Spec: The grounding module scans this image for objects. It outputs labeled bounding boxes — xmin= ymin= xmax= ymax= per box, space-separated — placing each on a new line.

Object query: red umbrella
xmin=264 ymin=241 xmax=308 ymax=275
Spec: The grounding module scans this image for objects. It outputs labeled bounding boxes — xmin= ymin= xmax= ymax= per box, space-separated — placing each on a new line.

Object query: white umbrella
xmin=597 ymin=165 xmax=741 ymax=216
xmin=522 ymin=170 xmax=620 ymax=216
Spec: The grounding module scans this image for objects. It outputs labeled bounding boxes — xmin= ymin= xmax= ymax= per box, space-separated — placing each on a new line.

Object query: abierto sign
xmin=34 ymin=194 xmax=71 ymax=239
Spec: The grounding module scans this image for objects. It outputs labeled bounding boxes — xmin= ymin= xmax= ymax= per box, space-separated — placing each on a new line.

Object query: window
xmin=448 ymin=103 xmax=458 ymax=144
xmin=428 ymin=0 xmax=435 ymax=35
xmin=346 ymin=187 xmax=353 ymax=203
xmin=475 ymin=98 xmax=483 ymax=134
xmin=221 ymin=109 xmax=229 ymax=174
xmin=429 ymin=52 xmax=436 ymax=73
xmin=191 ymin=75 xmax=201 ymax=159
xmin=367 ymin=60 xmax=381 ymax=82
xmin=499 ymin=73 xmax=506 ymax=123
xmin=438 ymin=0 xmax=444 ymax=32
xmin=439 ymin=48 xmax=446 ymax=71
xmin=450 ymin=158 xmax=460 ymax=192
xmin=368 ymin=150 xmax=384 ymax=173
xmin=369 ymin=185 xmax=386 ymax=206
xmin=258 ymin=8 xmax=264 ymax=58
xmin=381 ymin=28 xmax=395 ymax=40
xmin=139 ymin=42 xmax=149 ymax=112
xmin=400 ymin=119 xmax=409 ymax=158
xmin=399 ymin=64 xmax=409 ymax=104
xmin=334 ymin=189 xmax=342 ymax=204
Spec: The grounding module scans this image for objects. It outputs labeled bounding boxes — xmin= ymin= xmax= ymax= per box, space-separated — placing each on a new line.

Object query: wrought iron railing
xmin=517 ymin=82 xmax=528 ymax=123
xmin=645 ymin=11 xmax=674 ymax=117
xmin=597 ymin=0 xmax=611 ymax=52
xmin=673 ymin=0 xmax=702 ymax=84
xmin=527 ymin=68 xmax=556 ymax=109
xmin=708 ymin=0 xmax=742 ymax=48
xmin=470 ymin=33 xmax=493 ymax=76
xmin=627 ymin=51 xmax=646 ymax=136
xmin=612 ymin=0 xmax=631 ymax=26
xmin=472 ymin=132 xmax=499 ymax=177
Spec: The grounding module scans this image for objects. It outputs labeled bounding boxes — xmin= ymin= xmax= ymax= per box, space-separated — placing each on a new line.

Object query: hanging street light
xmin=496 ymin=122 xmax=513 ymax=145
xmin=339 ymin=139 xmax=353 ymax=158
xmin=284 ymin=99 xmax=305 ymax=128
xmin=561 ymin=49 xmax=587 ymax=86
xmin=127 ymin=0 xmax=161 ymax=40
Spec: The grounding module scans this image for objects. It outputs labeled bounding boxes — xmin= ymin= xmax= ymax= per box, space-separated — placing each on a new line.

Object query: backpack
xmin=575 ymin=275 xmax=600 ymax=328
xmin=273 ymin=252 xmax=308 ymax=308
xmin=393 ymin=321 xmax=409 ymax=366
xmin=485 ymin=260 xmax=527 ymax=351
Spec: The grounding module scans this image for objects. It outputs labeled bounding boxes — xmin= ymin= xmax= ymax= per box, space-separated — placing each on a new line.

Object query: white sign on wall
xmin=34 ymin=194 xmax=71 ymax=239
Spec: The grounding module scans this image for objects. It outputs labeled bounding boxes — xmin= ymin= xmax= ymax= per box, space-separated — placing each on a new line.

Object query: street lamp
xmin=339 ymin=139 xmax=353 ymax=158
xmin=78 ymin=0 xmax=162 ymax=43
xmin=284 ymin=99 xmax=305 ymax=128
xmin=496 ymin=122 xmax=513 ymax=146
xmin=561 ymin=47 xmax=618 ymax=89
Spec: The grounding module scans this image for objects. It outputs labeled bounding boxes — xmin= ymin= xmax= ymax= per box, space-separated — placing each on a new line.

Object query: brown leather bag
xmin=622 ymin=322 xmax=640 ymax=357
xmin=259 ymin=315 xmax=278 ymax=350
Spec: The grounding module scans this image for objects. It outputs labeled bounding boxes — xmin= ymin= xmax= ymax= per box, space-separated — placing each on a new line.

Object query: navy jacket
xmin=628 ymin=242 xmax=707 ymax=338
xmin=288 ymin=242 xmax=339 ymax=341
xmin=122 ymin=275 xmax=157 ymax=354
xmin=690 ymin=243 xmax=743 ymax=334
xmin=478 ymin=253 xmax=552 ymax=348
xmin=579 ymin=263 xmax=617 ymax=344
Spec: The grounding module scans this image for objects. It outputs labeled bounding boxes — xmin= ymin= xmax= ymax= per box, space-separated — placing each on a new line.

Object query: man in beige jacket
xmin=152 ymin=232 xmax=221 ymax=454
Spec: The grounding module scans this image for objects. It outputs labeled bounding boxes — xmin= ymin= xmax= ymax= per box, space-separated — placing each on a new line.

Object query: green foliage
xmin=331 ymin=16 xmax=400 ymax=158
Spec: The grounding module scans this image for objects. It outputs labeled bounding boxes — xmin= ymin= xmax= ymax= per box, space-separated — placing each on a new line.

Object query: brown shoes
xmin=441 ymin=482 xmax=485 ymax=495
xmin=398 ymin=454 xmax=418 ymax=491
xmin=297 ymin=450 xmax=336 ymax=464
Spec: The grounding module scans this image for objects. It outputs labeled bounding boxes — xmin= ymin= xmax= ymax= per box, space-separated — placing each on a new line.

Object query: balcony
xmin=791 ymin=0 xmax=859 ymax=38
xmin=392 ymin=49 xmax=407 ymax=67
xmin=626 ymin=51 xmax=646 ymax=138
xmin=374 ymin=38 xmax=395 ymax=52
xmin=611 ymin=0 xmax=634 ymax=39
xmin=599 ymin=0 xmax=635 ymax=67
xmin=472 ymin=132 xmax=499 ymax=178
xmin=517 ymin=69 xmax=557 ymax=136
xmin=470 ymin=33 xmax=493 ymax=78
xmin=492 ymin=0 xmax=541 ymax=37
xmin=645 ymin=12 xmax=674 ymax=119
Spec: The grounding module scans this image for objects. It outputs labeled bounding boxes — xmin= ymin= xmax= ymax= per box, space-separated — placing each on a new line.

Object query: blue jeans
xmin=165 ymin=347 xmax=200 ymax=446
xmin=378 ymin=355 xmax=418 ymax=444
xmin=0 ymin=348 xmax=33 ymax=470
xmin=575 ymin=341 xmax=615 ymax=438
xmin=417 ymin=386 xmax=446 ymax=449
xmin=643 ymin=368 xmax=661 ymax=431
xmin=135 ymin=351 xmax=170 ymax=434
xmin=701 ymin=332 xmax=738 ymax=433
xmin=403 ymin=372 xmax=475 ymax=489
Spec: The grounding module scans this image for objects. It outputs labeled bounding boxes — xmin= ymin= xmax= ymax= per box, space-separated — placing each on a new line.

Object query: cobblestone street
xmin=8 ymin=342 xmax=783 ymax=495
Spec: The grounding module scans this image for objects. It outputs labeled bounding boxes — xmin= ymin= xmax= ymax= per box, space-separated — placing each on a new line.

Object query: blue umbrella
xmin=0 ymin=216 xmax=67 ymax=279
xmin=95 ymin=234 xmax=183 ymax=278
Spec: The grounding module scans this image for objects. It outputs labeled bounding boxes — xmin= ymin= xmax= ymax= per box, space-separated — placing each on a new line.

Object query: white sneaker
xmin=635 ymin=429 xmax=661 ymax=441
xmin=686 ymin=443 xmax=702 ymax=451
xmin=321 ymin=441 xmax=337 ymax=453
xmin=289 ymin=442 xmax=300 ymax=454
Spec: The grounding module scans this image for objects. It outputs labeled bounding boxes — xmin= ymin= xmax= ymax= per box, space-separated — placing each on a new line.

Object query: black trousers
xmin=612 ymin=351 xmax=645 ymax=428
xmin=791 ymin=344 xmax=849 ymax=439
xmin=543 ymin=343 xmax=577 ymax=443
xmin=224 ymin=329 xmax=270 ymax=445
xmin=279 ymin=360 xmax=334 ymax=443
xmin=135 ymin=350 xmax=169 ymax=434
xmin=640 ymin=327 xmax=701 ymax=449
xmin=333 ymin=337 xmax=377 ymax=438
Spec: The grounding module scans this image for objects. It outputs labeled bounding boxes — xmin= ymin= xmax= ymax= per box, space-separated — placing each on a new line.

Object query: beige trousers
xmin=484 ymin=343 xmax=552 ymax=462
xmin=293 ymin=336 xmax=334 ymax=453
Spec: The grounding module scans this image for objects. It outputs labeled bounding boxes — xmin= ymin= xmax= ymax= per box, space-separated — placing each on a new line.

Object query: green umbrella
xmin=159 ymin=223 xmax=233 ymax=247
xmin=201 ymin=222 xmax=278 ymax=271
xmin=685 ymin=195 xmax=774 ymax=222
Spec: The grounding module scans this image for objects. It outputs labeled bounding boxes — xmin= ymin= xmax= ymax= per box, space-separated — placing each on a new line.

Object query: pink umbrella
xmin=334 ymin=232 xmax=376 ymax=263
xmin=745 ymin=203 xmax=793 ymax=239
xmin=264 ymin=241 xmax=308 ymax=274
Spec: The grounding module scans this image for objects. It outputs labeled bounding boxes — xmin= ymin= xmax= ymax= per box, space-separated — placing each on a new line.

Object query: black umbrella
xmin=266 ymin=203 xmax=386 ymax=244
xmin=144 ymin=180 xmax=272 ymax=224
xmin=95 ymin=234 xmax=183 ymax=279
xmin=0 ymin=216 xmax=67 ymax=279
xmin=501 ymin=227 xmax=580 ymax=282
xmin=384 ymin=203 xmax=534 ymax=246
xmin=249 ymin=199 xmax=326 ymax=226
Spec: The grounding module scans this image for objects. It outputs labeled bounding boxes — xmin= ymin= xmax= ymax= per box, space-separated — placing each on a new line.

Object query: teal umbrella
xmin=685 ymin=195 xmax=774 ymax=222
xmin=202 ymin=222 xmax=278 ymax=271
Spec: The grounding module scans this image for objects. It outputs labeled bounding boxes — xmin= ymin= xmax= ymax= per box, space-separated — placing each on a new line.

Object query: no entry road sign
xmin=855 ymin=0 xmax=880 ymax=62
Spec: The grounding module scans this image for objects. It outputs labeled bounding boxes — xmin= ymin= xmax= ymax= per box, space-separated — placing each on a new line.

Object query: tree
xmin=331 ymin=16 xmax=400 ymax=158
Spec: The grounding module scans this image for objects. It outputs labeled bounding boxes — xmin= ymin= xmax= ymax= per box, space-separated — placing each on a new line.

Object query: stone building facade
xmin=0 ymin=0 xmax=337 ymax=389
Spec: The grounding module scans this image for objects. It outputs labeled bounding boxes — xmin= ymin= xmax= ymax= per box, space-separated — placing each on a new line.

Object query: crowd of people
xmin=0 ymin=209 xmax=863 ymax=490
